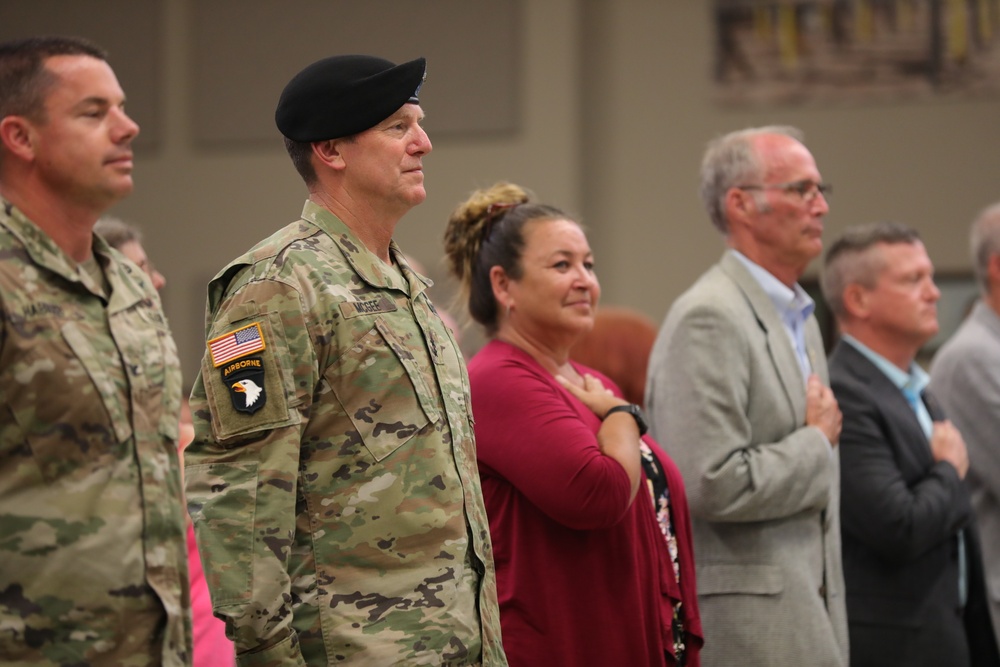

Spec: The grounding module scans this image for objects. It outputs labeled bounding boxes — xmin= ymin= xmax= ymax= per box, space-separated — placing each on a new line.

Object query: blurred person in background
xmin=95 ymin=215 xmax=166 ymax=291
xmin=96 ymin=215 xmax=236 ymax=667
xmin=931 ymin=202 xmax=1000 ymax=649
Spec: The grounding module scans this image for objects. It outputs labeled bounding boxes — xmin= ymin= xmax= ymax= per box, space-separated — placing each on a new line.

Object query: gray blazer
xmin=930 ymin=299 xmax=1000 ymax=647
xmin=646 ymin=250 xmax=849 ymax=667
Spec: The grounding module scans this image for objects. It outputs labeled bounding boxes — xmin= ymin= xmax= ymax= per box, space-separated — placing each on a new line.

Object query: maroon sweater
xmin=468 ymin=340 xmax=703 ymax=666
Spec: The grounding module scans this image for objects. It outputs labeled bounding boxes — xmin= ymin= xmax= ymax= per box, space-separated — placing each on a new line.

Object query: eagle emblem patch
xmin=221 ymin=355 xmax=266 ymax=414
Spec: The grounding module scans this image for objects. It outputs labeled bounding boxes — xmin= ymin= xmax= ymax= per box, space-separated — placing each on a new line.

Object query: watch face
xmin=630 ymin=405 xmax=649 ymax=436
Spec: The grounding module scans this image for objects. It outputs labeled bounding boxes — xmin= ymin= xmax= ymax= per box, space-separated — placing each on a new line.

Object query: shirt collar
xmin=732 ymin=250 xmax=815 ymax=322
xmin=841 ymin=333 xmax=929 ymax=395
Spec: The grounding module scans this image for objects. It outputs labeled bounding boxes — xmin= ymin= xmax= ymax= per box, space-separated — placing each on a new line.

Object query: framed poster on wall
xmin=713 ymin=0 xmax=1000 ymax=107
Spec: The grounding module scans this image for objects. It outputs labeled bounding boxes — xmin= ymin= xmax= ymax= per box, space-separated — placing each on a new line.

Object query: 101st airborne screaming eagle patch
xmin=208 ymin=323 xmax=268 ymax=414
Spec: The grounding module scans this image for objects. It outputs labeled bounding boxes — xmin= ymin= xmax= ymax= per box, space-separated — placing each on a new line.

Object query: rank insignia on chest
xmin=221 ymin=356 xmax=266 ymax=414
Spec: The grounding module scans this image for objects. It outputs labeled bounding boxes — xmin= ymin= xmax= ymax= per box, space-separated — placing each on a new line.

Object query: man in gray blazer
xmin=646 ymin=126 xmax=848 ymax=666
xmin=930 ymin=202 xmax=1000 ymax=650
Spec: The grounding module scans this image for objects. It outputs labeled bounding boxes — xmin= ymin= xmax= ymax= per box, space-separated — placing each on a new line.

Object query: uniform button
xmin=819 ymin=585 xmax=827 ymax=598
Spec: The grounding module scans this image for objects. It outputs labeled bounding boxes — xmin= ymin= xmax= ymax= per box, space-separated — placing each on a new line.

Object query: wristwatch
xmin=603 ymin=403 xmax=649 ymax=436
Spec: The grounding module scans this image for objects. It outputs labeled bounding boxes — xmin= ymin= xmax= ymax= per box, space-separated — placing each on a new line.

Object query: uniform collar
xmin=0 ymin=196 xmax=81 ymax=283
xmin=300 ymin=199 xmax=432 ymax=297
xmin=0 ymin=196 xmax=147 ymax=304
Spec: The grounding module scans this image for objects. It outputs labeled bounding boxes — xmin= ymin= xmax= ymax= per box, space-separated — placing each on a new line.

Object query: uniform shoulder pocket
xmin=203 ymin=312 xmax=300 ymax=442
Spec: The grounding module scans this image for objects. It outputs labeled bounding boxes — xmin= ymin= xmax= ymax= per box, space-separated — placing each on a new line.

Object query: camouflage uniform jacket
xmin=0 ymin=199 xmax=191 ymax=666
xmin=185 ymin=201 xmax=506 ymax=667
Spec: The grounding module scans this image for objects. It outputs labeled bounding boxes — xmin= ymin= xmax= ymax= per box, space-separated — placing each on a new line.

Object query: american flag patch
xmin=208 ymin=323 xmax=266 ymax=367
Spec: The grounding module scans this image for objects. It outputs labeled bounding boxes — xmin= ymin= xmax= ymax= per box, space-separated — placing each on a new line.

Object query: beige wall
xmin=112 ymin=0 xmax=586 ymax=383
xmin=5 ymin=0 xmax=1000 ymax=385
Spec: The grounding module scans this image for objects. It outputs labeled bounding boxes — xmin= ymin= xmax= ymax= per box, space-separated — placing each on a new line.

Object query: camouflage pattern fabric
xmin=185 ymin=201 xmax=506 ymax=667
xmin=0 ymin=199 xmax=192 ymax=666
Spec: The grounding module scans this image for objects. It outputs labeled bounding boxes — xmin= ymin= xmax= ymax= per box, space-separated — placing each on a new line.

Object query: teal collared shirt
xmin=732 ymin=251 xmax=815 ymax=380
xmin=840 ymin=334 xmax=932 ymax=437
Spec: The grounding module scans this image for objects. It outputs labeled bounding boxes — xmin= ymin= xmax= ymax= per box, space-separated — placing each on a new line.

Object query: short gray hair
xmin=700 ymin=125 xmax=804 ymax=234
xmin=821 ymin=221 xmax=921 ymax=319
xmin=970 ymin=202 xmax=1000 ymax=292
xmin=94 ymin=215 xmax=142 ymax=250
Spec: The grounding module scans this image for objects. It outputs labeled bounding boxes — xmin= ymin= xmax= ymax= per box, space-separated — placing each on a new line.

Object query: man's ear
xmin=842 ymin=283 xmax=869 ymax=319
xmin=311 ymin=139 xmax=346 ymax=171
xmin=0 ymin=116 xmax=36 ymax=161
xmin=724 ymin=187 xmax=756 ymax=233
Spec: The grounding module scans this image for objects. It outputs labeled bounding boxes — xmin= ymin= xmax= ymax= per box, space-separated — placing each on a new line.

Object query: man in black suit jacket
xmin=822 ymin=221 xmax=1000 ymax=667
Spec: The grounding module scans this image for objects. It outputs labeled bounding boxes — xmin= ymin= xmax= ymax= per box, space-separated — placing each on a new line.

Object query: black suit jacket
xmin=829 ymin=340 xmax=999 ymax=667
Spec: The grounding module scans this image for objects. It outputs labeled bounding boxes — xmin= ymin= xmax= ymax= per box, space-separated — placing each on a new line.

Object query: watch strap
xmin=603 ymin=404 xmax=648 ymax=436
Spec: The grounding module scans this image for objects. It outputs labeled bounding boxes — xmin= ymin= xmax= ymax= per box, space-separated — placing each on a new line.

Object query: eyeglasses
xmin=736 ymin=179 xmax=832 ymax=202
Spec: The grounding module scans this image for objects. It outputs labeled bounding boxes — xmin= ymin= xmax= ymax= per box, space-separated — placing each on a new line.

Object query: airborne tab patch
xmin=208 ymin=322 xmax=266 ymax=367
xmin=221 ymin=356 xmax=266 ymax=414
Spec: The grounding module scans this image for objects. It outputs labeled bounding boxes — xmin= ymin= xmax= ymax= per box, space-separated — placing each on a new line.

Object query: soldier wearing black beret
xmin=185 ymin=54 xmax=508 ymax=666
xmin=275 ymin=54 xmax=425 ymax=143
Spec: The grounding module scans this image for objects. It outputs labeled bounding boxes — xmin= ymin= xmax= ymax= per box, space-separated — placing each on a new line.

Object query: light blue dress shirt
xmin=732 ymin=251 xmax=816 ymax=380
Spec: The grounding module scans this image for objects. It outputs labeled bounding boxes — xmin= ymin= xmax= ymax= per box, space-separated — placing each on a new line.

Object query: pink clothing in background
xmin=187 ymin=522 xmax=236 ymax=667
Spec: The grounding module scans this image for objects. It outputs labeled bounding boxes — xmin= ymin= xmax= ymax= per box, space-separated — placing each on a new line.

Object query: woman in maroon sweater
xmin=443 ymin=182 xmax=702 ymax=666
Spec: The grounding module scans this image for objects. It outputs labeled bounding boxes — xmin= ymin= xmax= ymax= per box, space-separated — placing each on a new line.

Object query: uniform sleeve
xmin=185 ymin=276 xmax=314 ymax=667
xmin=835 ymin=374 xmax=972 ymax=564
xmin=472 ymin=357 xmax=635 ymax=530
xmin=646 ymin=303 xmax=833 ymax=523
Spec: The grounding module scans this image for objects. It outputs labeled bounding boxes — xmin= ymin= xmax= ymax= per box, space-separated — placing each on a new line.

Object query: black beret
xmin=275 ymin=54 xmax=426 ymax=143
